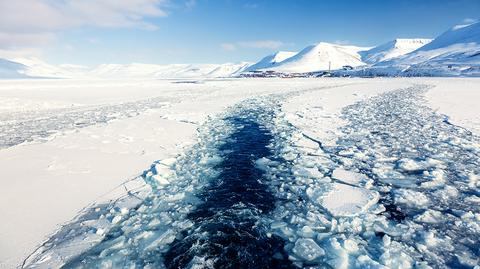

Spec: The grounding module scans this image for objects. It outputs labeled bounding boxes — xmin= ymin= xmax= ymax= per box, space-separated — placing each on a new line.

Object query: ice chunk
xmin=380 ymin=243 xmax=413 ymax=269
xmin=420 ymin=231 xmax=440 ymax=247
xmin=293 ymin=166 xmax=323 ymax=179
xmin=332 ymin=168 xmax=367 ymax=185
xmin=294 ymin=137 xmax=319 ymax=150
xmin=468 ymin=172 xmax=479 ymax=188
xmin=397 ymin=158 xmax=424 ymax=172
xmin=120 ymin=208 xmax=129 ymax=215
xmin=111 ymin=215 xmax=122 ymax=224
xmin=299 ymin=226 xmax=315 ymax=238
xmin=420 ymin=169 xmax=446 ymax=188
xmin=415 ymin=209 xmax=443 ymax=224
xmin=152 ymin=175 xmax=170 ymax=186
xmin=255 ymin=157 xmax=272 ymax=171
xmin=396 ymin=158 xmax=443 ymax=173
xmin=356 ymin=255 xmax=386 ymax=268
xmin=292 ymin=238 xmax=325 ymax=261
xmin=154 ymin=164 xmax=173 ymax=177
xmin=394 ymin=189 xmax=429 ymax=208
xmin=321 ymin=183 xmax=379 ymax=217
xmin=343 ymin=238 xmax=359 ymax=252
xmin=144 ymin=229 xmax=176 ymax=251
xmin=327 ymin=238 xmax=349 ymax=269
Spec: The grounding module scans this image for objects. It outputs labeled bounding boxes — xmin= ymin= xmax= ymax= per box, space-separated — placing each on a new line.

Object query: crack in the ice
xmin=163 ymin=104 xmax=293 ymax=268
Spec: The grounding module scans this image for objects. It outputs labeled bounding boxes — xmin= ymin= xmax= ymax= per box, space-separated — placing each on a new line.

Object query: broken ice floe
xmin=24 ymin=86 xmax=480 ymax=268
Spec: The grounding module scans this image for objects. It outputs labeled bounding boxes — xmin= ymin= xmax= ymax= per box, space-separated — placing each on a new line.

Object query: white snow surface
xmin=425 ymin=78 xmax=480 ymax=135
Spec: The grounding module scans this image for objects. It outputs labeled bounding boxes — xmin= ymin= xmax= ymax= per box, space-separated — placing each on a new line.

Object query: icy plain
xmin=0 ymin=78 xmax=479 ymax=268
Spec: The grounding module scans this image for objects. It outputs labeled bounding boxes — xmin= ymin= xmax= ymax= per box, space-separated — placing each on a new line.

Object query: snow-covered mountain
xmin=0 ymin=58 xmax=28 ymax=78
xmin=244 ymin=51 xmax=297 ymax=72
xmin=369 ymin=21 xmax=480 ymax=76
xmin=0 ymin=57 xmax=82 ymax=79
xmin=251 ymin=42 xmax=368 ymax=73
xmin=0 ymin=59 xmax=252 ymax=79
xmin=360 ymin=38 xmax=432 ymax=64
xmin=245 ymin=40 xmax=434 ymax=74
xmin=89 ymin=62 xmax=251 ymax=78
xmin=18 ymin=58 xmax=85 ymax=78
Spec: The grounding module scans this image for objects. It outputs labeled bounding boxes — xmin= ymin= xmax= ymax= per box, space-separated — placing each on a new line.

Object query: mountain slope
xmin=0 ymin=57 xmax=81 ymax=79
xmin=360 ymin=38 xmax=432 ymax=64
xmin=0 ymin=58 xmax=28 ymax=78
xmin=371 ymin=21 xmax=480 ymax=76
xmin=244 ymin=51 xmax=297 ymax=72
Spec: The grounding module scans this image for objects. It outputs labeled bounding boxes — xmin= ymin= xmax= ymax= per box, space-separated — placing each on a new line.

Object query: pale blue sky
xmin=1 ymin=0 xmax=479 ymax=66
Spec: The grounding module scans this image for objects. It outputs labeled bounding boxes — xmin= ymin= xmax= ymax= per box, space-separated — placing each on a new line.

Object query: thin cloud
xmin=221 ymin=40 xmax=284 ymax=51
xmin=0 ymin=0 xmax=169 ymax=50
xmin=237 ymin=40 xmax=284 ymax=49
xmin=221 ymin=43 xmax=236 ymax=51
xmin=185 ymin=0 xmax=197 ymax=10
xmin=462 ymin=18 xmax=478 ymax=24
xmin=0 ymin=32 xmax=56 ymax=49
xmin=243 ymin=3 xmax=259 ymax=9
xmin=333 ymin=40 xmax=351 ymax=45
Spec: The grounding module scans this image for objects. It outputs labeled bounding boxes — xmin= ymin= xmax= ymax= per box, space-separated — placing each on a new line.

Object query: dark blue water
xmin=163 ymin=112 xmax=293 ymax=269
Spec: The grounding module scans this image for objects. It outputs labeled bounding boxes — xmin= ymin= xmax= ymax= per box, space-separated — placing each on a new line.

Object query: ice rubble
xmin=0 ymin=96 xmax=171 ymax=149
xmin=271 ymin=84 xmax=480 ymax=268
xmin=320 ymin=85 xmax=480 ymax=268
xmin=25 ymin=85 xmax=480 ymax=268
